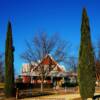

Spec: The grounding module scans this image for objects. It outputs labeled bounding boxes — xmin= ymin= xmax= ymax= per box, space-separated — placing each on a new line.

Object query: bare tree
xmin=0 ymin=53 xmax=4 ymax=82
xmin=68 ymin=56 xmax=77 ymax=73
xmin=21 ymin=32 xmax=69 ymax=92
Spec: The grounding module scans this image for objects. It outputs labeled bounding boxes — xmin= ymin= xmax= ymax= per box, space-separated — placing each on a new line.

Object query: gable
xmin=40 ymin=55 xmax=57 ymax=65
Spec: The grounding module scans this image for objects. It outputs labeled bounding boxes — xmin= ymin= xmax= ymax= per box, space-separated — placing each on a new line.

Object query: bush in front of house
xmin=62 ymin=82 xmax=78 ymax=87
xmin=16 ymin=83 xmax=53 ymax=90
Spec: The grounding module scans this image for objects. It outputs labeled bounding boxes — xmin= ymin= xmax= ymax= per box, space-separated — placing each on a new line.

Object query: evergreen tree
xmin=5 ymin=21 xmax=15 ymax=97
xmin=78 ymin=8 xmax=96 ymax=99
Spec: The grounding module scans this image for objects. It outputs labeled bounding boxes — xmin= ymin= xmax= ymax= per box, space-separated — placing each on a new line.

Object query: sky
xmin=0 ymin=0 xmax=100 ymax=75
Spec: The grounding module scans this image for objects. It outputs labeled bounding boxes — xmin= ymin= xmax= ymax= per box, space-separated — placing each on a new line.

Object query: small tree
xmin=21 ymin=32 xmax=69 ymax=92
xmin=5 ymin=21 xmax=15 ymax=97
xmin=78 ymin=8 xmax=96 ymax=99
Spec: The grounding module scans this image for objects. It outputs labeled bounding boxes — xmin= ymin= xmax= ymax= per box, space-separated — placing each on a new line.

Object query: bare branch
xmin=21 ymin=32 xmax=70 ymax=88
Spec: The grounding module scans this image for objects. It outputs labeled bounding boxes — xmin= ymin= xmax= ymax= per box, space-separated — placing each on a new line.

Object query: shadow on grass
xmin=93 ymin=95 xmax=100 ymax=100
xmin=18 ymin=92 xmax=54 ymax=99
xmin=72 ymin=95 xmax=100 ymax=100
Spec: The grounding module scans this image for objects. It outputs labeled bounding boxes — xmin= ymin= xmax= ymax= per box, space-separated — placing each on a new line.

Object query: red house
xmin=21 ymin=55 xmax=65 ymax=84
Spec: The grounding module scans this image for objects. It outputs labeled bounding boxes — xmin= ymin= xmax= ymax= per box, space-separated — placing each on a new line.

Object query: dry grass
xmin=72 ymin=98 xmax=82 ymax=100
xmin=0 ymin=83 xmax=4 ymax=89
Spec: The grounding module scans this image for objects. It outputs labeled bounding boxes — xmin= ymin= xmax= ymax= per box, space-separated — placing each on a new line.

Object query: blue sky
xmin=0 ymin=0 xmax=100 ymax=75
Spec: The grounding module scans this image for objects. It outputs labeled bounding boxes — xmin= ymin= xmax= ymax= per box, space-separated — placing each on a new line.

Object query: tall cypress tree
xmin=78 ymin=8 xmax=96 ymax=99
xmin=5 ymin=21 xmax=15 ymax=97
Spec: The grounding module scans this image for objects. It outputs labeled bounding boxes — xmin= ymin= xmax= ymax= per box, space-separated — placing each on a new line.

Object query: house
xmin=17 ymin=57 xmax=100 ymax=88
xmin=20 ymin=55 xmax=66 ymax=85
xmin=16 ymin=54 xmax=79 ymax=90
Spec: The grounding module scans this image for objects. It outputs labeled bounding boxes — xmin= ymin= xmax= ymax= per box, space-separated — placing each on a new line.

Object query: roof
xmin=40 ymin=55 xmax=64 ymax=72
xmin=40 ymin=54 xmax=57 ymax=65
xmin=21 ymin=54 xmax=65 ymax=76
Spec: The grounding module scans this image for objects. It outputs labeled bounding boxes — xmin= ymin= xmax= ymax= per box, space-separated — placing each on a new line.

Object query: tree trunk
xmin=41 ymin=76 xmax=44 ymax=92
xmin=41 ymin=81 xmax=43 ymax=92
